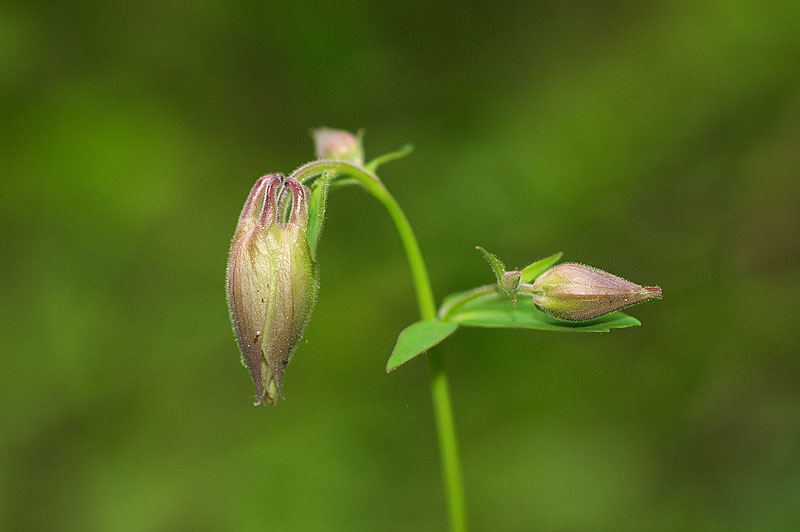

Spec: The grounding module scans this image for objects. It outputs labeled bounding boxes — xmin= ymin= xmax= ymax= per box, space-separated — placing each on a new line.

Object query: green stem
xmin=290 ymin=161 xmax=467 ymax=532
xmin=370 ymin=186 xmax=436 ymax=318
xmin=426 ymin=348 xmax=467 ymax=532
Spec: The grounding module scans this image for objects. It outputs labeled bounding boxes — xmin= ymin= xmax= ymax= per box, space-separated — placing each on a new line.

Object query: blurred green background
xmin=2 ymin=1 xmax=800 ymax=530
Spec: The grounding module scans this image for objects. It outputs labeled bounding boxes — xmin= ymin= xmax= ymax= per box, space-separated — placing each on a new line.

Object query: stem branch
xmin=290 ymin=161 xmax=467 ymax=532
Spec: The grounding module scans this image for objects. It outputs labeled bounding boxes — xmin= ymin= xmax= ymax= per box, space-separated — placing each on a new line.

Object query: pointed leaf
xmin=520 ymin=252 xmax=563 ymax=283
xmin=307 ymin=175 xmax=331 ymax=261
xmin=446 ymin=291 xmax=640 ymax=332
xmin=386 ymin=320 xmax=458 ymax=372
xmin=476 ymin=246 xmax=506 ymax=286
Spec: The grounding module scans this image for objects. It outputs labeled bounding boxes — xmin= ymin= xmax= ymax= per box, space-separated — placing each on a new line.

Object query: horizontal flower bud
xmin=529 ymin=263 xmax=662 ymax=321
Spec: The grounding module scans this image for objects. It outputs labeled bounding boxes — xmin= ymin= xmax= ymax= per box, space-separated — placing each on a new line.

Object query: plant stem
xmin=291 ymin=161 xmax=467 ymax=532
xmin=369 ymin=186 xmax=436 ymax=318
xmin=374 ymin=187 xmax=467 ymax=532
xmin=426 ymin=348 xmax=466 ymax=532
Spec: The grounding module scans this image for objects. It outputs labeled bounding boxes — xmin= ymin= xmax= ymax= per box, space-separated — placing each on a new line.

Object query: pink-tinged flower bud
xmin=312 ymin=127 xmax=364 ymax=165
xmin=226 ymin=174 xmax=319 ymax=405
xmin=529 ymin=263 xmax=662 ymax=321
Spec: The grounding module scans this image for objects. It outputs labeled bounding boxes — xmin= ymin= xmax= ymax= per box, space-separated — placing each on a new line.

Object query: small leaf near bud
xmin=476 ymin=246 xmax=507 ymax=287
xmin=476 ymin=246 xmax=522 ymax=303
xmin=519 ymin=252 xmax=563 ymax=283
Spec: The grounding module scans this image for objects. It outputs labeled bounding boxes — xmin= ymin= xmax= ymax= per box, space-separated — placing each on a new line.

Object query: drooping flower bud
xmin=528 ymin=263 xmax=662 ymax=321
xmin=312 ymin=127 xmax=364 ymax=165
xmin=226 ymin=174 xmax=319 ymax=405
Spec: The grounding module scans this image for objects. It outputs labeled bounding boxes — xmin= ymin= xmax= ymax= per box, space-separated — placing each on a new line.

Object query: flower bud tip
xmin=643 ymin=286 xmax=663 ymax=299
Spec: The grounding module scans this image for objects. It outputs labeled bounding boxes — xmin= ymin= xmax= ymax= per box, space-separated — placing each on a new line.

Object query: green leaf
xmin=445 ymin=291 xmax=640 ymax=332
xmin=476 ymin=246 xmax=506 ymax=286
xmin=386 ymin=320 xmax=458 ymax=372
xmin=520 ymin=251 xmax=563 ymax=283
xmin=307 ymin=175 xmax=331 ymax=261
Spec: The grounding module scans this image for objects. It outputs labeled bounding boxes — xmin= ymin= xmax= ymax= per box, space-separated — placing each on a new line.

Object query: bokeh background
xmin=2 ymin=1 xmax=800 ymax=530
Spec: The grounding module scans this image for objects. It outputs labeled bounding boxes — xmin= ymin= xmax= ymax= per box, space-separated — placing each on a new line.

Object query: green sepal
xmin=520 ymin=251 xmax=563 ymax=283
xmin=307 ymin=175 xmax=331 ymax=262
xmin=476 ymin=246 xmax=506 ymax=287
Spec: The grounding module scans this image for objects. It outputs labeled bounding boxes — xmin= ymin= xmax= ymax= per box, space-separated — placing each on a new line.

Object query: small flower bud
xmin=312 ymin=127 xmax=364 ymax=165
xmin=226 ymin=174 xmax=319 ymax=405
xmin=501 ymin=271 xmax=521 ymax=292
xmin=529 ymin=263 xmax=662 ymax=321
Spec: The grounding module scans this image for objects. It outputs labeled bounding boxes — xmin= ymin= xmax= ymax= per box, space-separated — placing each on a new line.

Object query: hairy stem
xmin=290 ymin=161 xmax=467 ymax=532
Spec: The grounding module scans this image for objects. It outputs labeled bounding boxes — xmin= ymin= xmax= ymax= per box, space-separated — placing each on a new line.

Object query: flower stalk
xmin=289 ymin=158 xmax=467 ymax=532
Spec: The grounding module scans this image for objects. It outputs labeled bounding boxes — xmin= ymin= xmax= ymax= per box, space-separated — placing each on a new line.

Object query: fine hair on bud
xmin=530 ymin=263 xmax=662 ymax=321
